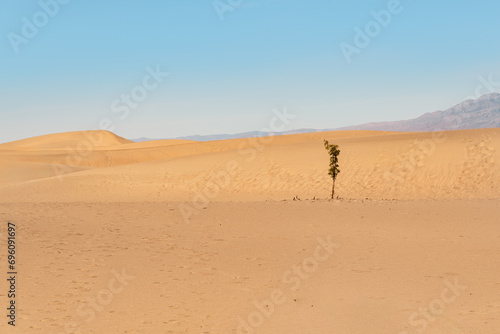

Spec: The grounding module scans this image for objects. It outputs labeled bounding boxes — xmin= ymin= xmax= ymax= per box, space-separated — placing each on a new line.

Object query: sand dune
xmin=0 ymin=128 xmax=498 ymax=201
xmin=0 ymin=130 xmax=133 ymax=149
xmin=1 ymin=128 xmax=499 ymax=333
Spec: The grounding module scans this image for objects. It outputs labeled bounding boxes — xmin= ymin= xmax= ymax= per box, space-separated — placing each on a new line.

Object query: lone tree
xmin=323 ymin=140 xmax=340 ymax=199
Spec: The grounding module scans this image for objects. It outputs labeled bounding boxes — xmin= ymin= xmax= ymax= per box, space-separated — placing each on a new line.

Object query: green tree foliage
xmin=323 ymin=140 xmax=340 ymax=199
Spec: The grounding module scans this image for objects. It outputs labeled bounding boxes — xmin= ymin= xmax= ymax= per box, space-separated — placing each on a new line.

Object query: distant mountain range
xmin=131 ymin=93 xmax=500 ymax=142
xmin=337 ymin=92 xmax=500 ymax=132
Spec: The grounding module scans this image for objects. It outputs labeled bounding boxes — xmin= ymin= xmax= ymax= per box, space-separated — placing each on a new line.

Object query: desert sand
xmin=1 ymin=128 xmax=499 ymax=201
xmin=0 ymin=129 xmax=499 ymax=333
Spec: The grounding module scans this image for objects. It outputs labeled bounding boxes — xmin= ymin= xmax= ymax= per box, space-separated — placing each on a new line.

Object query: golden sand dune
xmin=0 ymin=129 xmax=499 ymax=334
xmin=0 ymin=128 xmax=499 ymax=201
xmin=0 ymin=130 xmax=133 ymax=149
xmin=0 ymin=130 xmax=391 ymax=185
xmin=102 ymin=138 xmax=196 ymax=150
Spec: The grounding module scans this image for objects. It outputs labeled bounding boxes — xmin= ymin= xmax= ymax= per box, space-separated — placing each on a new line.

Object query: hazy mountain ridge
xmin=339 ymin=92 xmax=500 ymax=132
xmin=131 ymin=93 xmax=500 ymax=142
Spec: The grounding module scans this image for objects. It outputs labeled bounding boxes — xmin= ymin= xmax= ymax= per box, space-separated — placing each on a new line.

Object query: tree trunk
xmin=331 ymin=179 xmax=335 ymax=199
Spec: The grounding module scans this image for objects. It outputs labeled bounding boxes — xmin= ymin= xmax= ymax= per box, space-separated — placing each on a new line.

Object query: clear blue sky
xmin=1 ymin=0 xmax=500 ymax=143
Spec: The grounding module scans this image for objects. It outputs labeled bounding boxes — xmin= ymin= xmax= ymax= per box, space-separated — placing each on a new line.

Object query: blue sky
xmin=1 ymin=0 xmax=500 ymax=143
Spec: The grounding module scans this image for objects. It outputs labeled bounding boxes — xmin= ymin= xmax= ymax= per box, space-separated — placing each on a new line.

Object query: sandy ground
xmin=0 ymin=200 xmax=499 ymax=333
xmin=0 ymin=129 xmax=499 ymax=333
